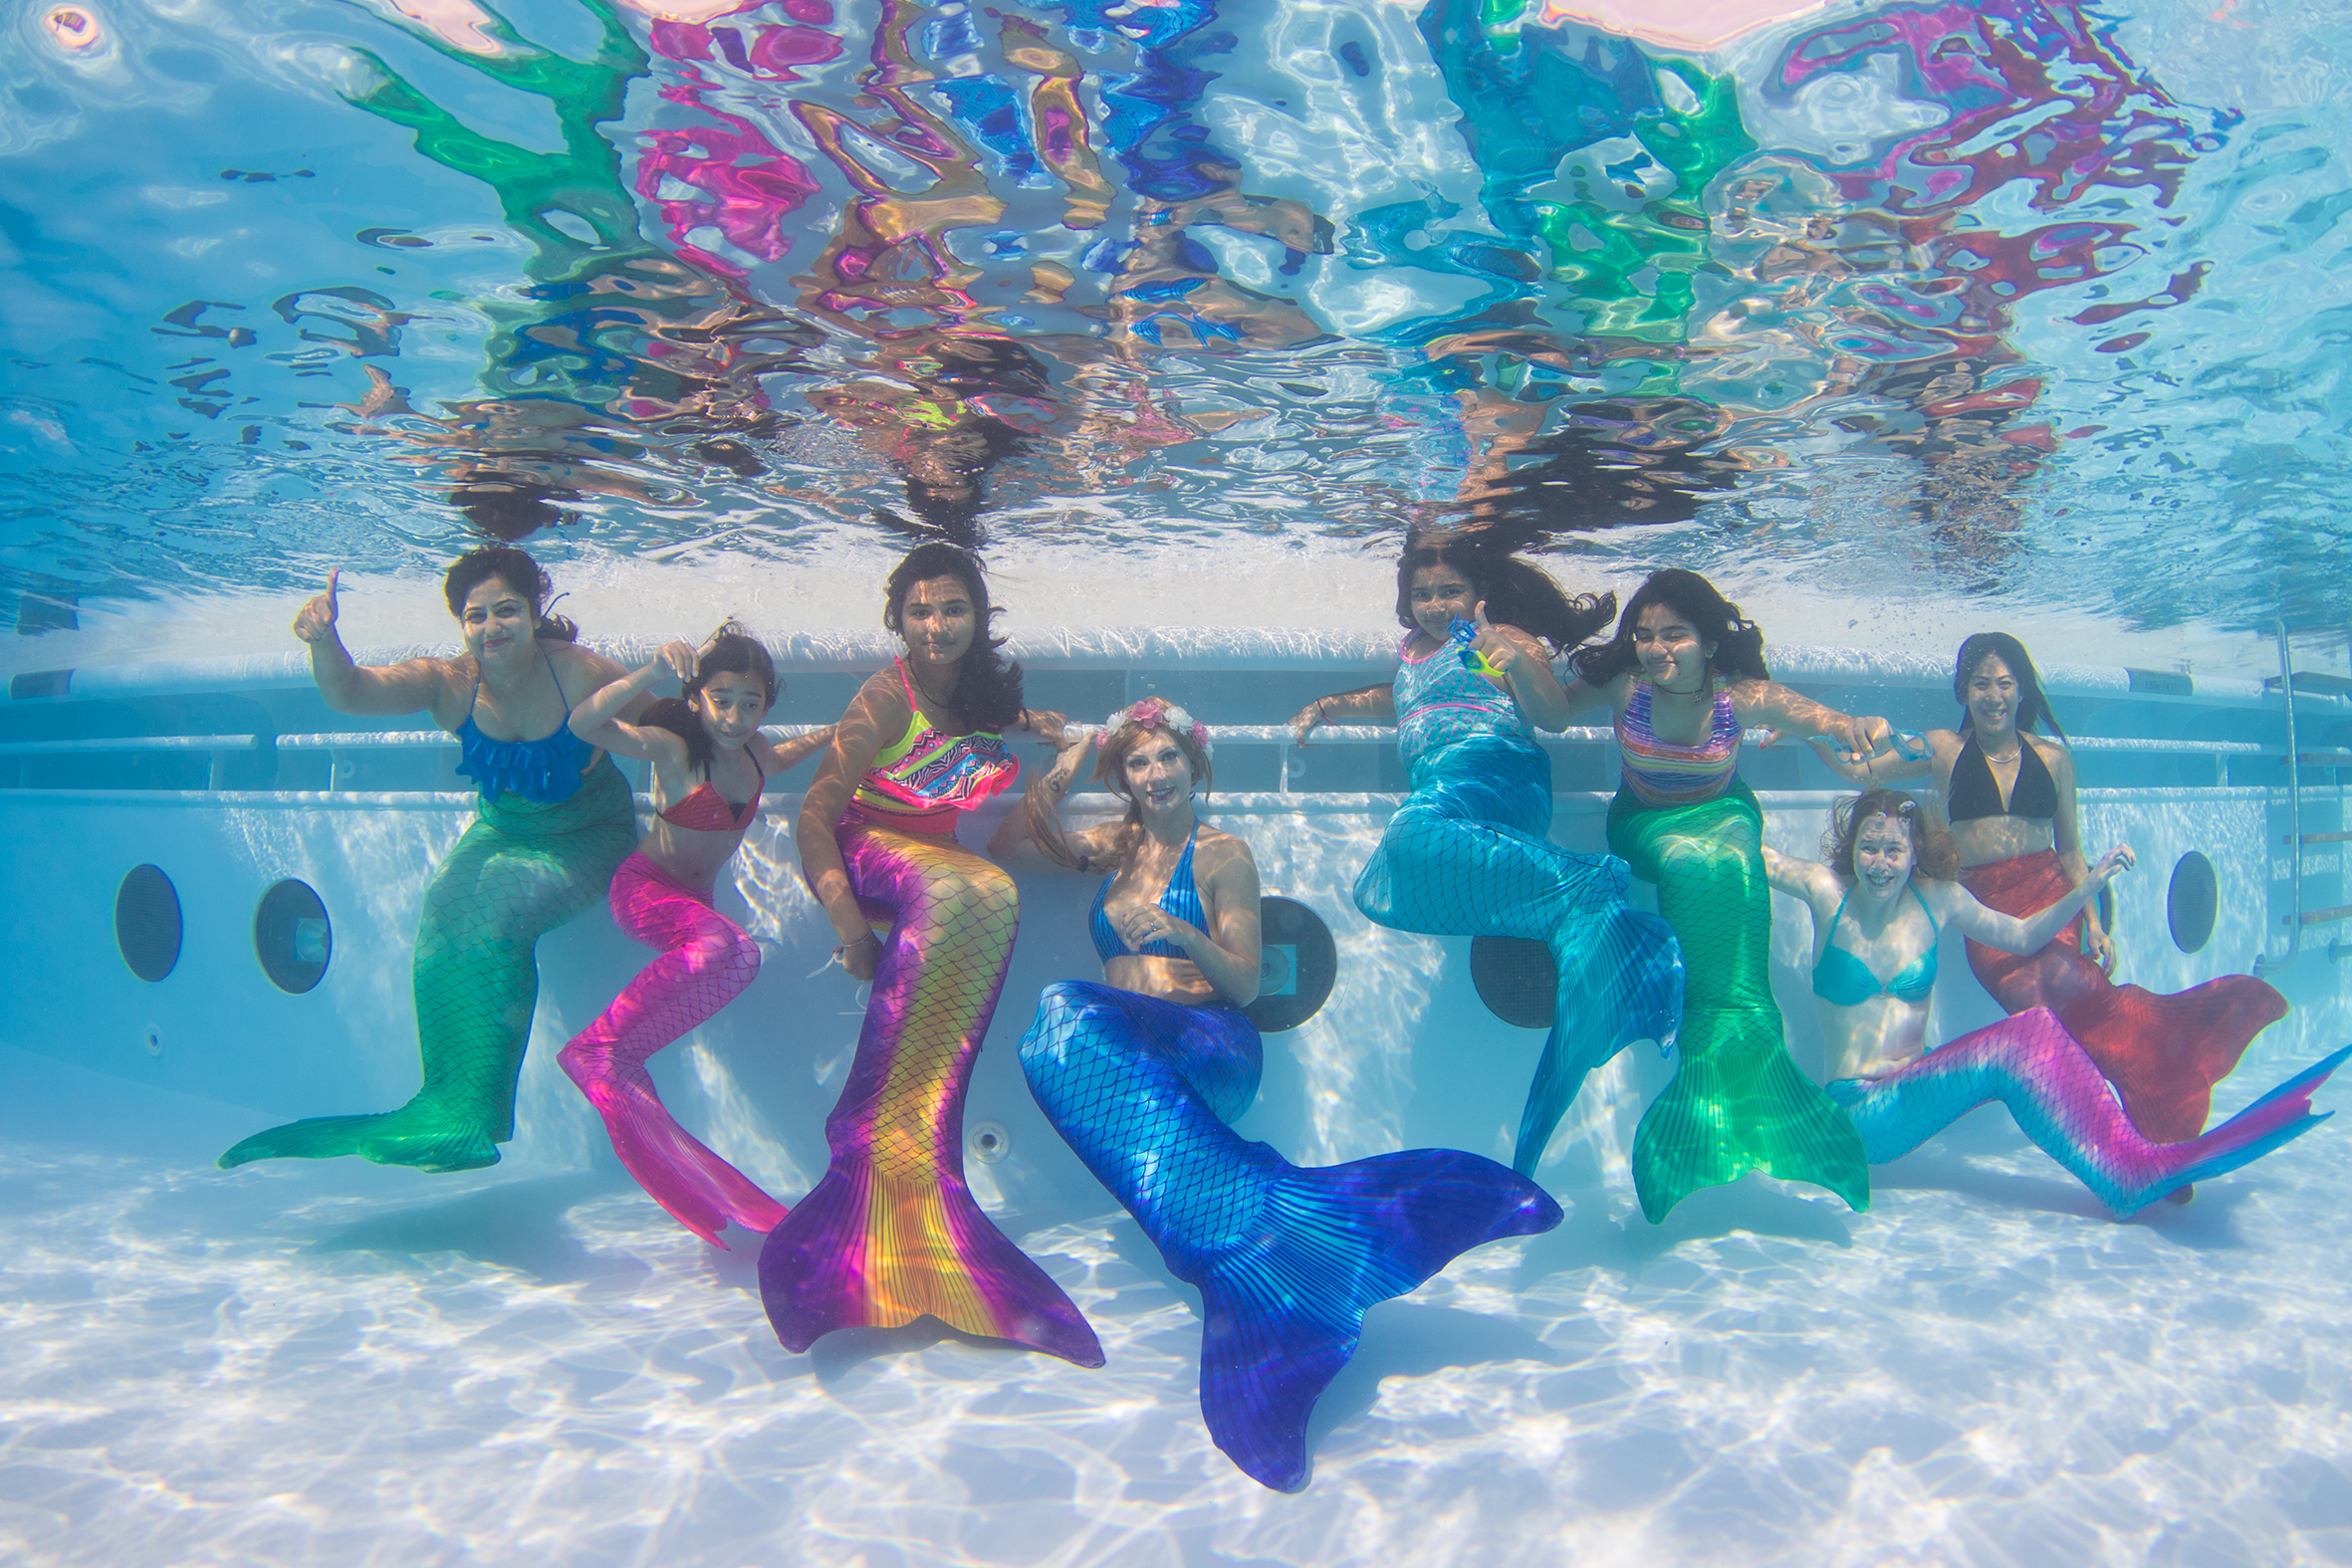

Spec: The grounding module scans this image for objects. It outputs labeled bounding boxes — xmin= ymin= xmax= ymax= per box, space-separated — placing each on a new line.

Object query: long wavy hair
xmin=1393 ymin=532 xmax=1615 ymax=653
xmin=641 ymin=627 xmax=779 ymax=779
xmin=1081 ymin=719 xmax=1215 ymax=873
xmin=441 ymin=546 xmax=579 ymax=641
xmin=1954 ymin=632 xmax=2066 ymax=740
xmin=884 ymin=542 xmax=1025 ymax=732
xmin=1569 ymin=568 xmax=1766 ymax=687
xmin=1824 ymin=788 xmax=1960 ymax=883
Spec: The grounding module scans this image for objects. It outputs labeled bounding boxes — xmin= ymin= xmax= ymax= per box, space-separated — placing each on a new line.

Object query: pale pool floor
xmin=4 ymin=1108 xmax=2350 ymax=1568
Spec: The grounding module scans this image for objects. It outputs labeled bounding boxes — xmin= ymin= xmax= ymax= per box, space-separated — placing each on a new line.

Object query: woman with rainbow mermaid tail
xmin=1814 ymin=633 xmax=2287 ymax=1142
xmin=1291 ymin=531 xmax=1684 ymax=1177
xmin=219 ymin=548 xmax=642 ymax=1175
xmin=556 ymin=629 xmax=833 ymax=1247
xmin=996 ymin=699 xmax=1560 ymax=1492
xmin=1552 ymin=570 xmax=1899 ymax=1223
xmin=1767 ymin=789 xmax=2340 ymax=1212
xmin=761 ymin=541 xmax=1097 ymax=1365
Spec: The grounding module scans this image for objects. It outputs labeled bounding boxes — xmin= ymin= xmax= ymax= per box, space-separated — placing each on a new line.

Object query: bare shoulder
xmin=1194 ymin=825 xmax=1261 ymax=882
xmin=2025 ymin=730 xmax=2073 ymax=773
xmin=550 ymin=639 xmax=628 ymax=687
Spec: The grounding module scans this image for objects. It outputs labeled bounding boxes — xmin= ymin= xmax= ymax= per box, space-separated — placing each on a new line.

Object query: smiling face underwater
xmin=897 ymin=573 xmax=979 ymax=677
xmin=1850 ymin=811 xmax=1919 ymax=905
xmin=1120 ymin=729 xmax=1197 ymax=818
xmin=459 ymin=575 xmax=537 ymax=670
xmin=1965 ymin=654 xmax=2020 ymax=741
xmin=1406 ymin=562 xmax=1478 ymax=643
xmin=1633 ymin=601 xmax=1715 ymax=692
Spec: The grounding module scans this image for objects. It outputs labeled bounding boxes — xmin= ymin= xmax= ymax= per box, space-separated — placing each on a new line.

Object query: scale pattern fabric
xmin=558 ymin=850 xmax=786 ymax=1247
xmin=1610 ymin=779 xmax=1871 ymax=1222
xmin=1353 ymin=734 xmax=1684 ymax=1176
xmin=1018 ymin=980 xmax=1561 ymax=1493
xmin=760 ymin=822 xmax=1101 ymax=1366
xmin=1830 ymin=1008 xmax=2345 ymax=1215
xmin=1391 ymin=632 xmax=1529 ymax=769
xmin=1960 ymin=849 xmax=2286 ymax=1141
xmin=219 ymin=760 xmax=636 ymax=1174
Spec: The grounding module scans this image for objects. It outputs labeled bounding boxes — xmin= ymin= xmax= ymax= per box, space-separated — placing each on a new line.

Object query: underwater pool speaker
xmin=116 ymin=863 xmax=182 ymax=983
xmin=1244 ymin=896 xmax=1335 ymax=1033
xmin=1470 ymin=936 xmax=1555 ymax=1029
xmin=254 ymin=879 xmax=333 ymax=994
xmin=2168 ymin=851 xmax=2218 ymax=954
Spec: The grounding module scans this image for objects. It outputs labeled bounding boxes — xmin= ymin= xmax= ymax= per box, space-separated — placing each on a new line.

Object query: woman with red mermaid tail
xmin=560 ymin=628 xmax=833 ymax=1248
xmin=1816 ymin=633 xmax=2286 ymax=1142
xmin=761 ymin=540 xmax=1098 ymax=1366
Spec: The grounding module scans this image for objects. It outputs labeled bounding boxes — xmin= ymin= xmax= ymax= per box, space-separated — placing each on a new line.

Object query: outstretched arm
xmin=568 ymin=640 xmax=697 ymax=760
xmin=990 ymin=739 xmax=1124 ymax=873
xmin=2045 ymin=742 xmax=2113 ymax=969
xmin=1927 ymin=843 xmax=2136 ymax=955
xmin=1289 ymin=683 xmax=1396 ymax=744
xmin=293 ymin=568 xmax=454 ymax=720
xmin=1735 ymin=679 xmax=1897 ymax=764
xmin=754 ymin=725 xmax=836 ymax=775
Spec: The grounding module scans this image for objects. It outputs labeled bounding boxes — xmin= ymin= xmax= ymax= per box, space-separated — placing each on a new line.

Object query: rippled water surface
xmin=4 ymin=0 xmax=2351 ymax=637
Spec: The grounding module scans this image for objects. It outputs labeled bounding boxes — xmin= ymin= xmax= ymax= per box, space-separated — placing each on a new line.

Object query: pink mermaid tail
xmin=1829 ymin=1007 xmax=2344 ymax=1216
xmin=759 ymin=822 xmax=1102 ymax=1367
xmin=558 ymin=851 xmax=786 ymax=1247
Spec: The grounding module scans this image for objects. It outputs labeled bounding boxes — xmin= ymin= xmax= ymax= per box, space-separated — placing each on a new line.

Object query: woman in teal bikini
xmin=220 ymin=547 xmax=645 ymax=1175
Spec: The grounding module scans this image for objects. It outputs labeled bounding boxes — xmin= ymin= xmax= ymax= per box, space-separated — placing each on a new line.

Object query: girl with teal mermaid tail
xmin=557 ymin=629 xmax=834 ymax=1246
xmin=761 ymin=540 xmax=1097 ymax=1366
xmin=219 ymin=548 xmax=646 ymax=1176
xmin=1292 ymin=533 xmax=1684 ymax=1177
xmin=997 ymin=700 xmax=1559 ymax=1492
xmin=1554 ymin=570 xmax=1899 ymax=1222
xmin=1769 ymin=790 xmax=2340 ymax=1213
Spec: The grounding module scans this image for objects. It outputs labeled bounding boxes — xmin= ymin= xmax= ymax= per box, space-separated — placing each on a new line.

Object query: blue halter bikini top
xmin=1089 ymin=827 xmax=1206 ymax=962
xmin=453 ymin=645 xmax=599 ymax=802
xmin=1811 ymin=882 xmax=1939 ymax=1006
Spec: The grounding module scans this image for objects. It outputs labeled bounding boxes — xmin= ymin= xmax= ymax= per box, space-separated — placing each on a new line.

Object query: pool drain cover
xmin=116 ymin=864 xmax=182 ymax=983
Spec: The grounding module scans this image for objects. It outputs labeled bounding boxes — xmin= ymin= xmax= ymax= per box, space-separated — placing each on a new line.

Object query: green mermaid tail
xmin=219 ymin=761 xmax=637 ymax=1173
xmin=1609 ymin=779 xmax=1869 ymax=1222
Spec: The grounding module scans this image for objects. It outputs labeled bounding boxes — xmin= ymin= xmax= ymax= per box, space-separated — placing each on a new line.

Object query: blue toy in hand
xmin=1447 ymin=616 xmax=1506 ymax=681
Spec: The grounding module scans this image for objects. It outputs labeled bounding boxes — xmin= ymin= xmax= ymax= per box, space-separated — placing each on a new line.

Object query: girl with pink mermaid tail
xmin=1767 ymin=790 xmax=2340 ymax=1216
xmin=561 ymin=629 xmax=833 ymax=1247
xmin=763 ymin=540 xmax=1098 ymax=1367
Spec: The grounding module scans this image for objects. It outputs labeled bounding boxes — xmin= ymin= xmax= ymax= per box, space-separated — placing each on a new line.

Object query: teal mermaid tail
xmin=219 ymin=762 xmax=637 ymax=1173
xmin=1352 ymin=734 xmax=1684 ymax=1177
xmin=1830 ymin=1008 xmax=2345 ymax=1216
xmin=1610 ymin=780 xmax=1870 ymax=1222
xmin=1020 ymin=982 xmax=1558 ymax=1491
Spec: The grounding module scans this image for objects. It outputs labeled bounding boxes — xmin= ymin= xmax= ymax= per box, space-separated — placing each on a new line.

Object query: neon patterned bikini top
xmin=1811 ymin=883 xmax=1939 ymax=1006
xmin=659 ymin=750 xmax=763 ymax=834
xmin=1615 ymin=678 xmax=1742 ymax=806
xmin=454 ymin=646 xmax=599 ymax=802
xmin=1392 ymin=631 xmax=1529 ymax=770
xmin=1090 ymin=826 xmax=1206 ymax=962
xmin=846 ymin=659 xmax=1019 ymax=835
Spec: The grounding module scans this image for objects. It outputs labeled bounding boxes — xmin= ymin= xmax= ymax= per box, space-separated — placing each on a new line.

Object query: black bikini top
xmin=1946 ymin=733 xmax=2058 ymax=822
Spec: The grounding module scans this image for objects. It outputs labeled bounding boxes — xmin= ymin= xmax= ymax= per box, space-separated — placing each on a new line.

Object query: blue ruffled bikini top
xmin=1811 ymin=882 xmax=1938 ymax=1006
xmin=453 ymin=645 xmax=598 ymax=802
xmin=1089 ymin=827 xmax=1206 ymax=962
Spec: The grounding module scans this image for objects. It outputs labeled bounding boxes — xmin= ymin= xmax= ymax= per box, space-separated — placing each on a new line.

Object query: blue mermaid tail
xmin=1352 ymin=734 xmax=1683 ymax=1177
xmin=1020 ymin=982 xmax=1559 ymax=1491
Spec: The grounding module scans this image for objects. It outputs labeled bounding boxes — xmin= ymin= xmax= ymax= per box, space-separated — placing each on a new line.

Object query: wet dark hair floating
xmin=882 ymin=541 xmax=1026 ymax=733
xmin=1571 ymin=568 xmax=1767 ymax=688
xmin=1393 ymin=531 xmax=1615 ymax=654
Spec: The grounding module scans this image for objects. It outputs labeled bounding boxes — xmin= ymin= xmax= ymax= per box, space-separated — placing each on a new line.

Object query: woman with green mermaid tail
xmin=1554 ymin=570 xmax=1899 ymax=1222
xmin=218 ymin=548 xmax=643 ymax=1176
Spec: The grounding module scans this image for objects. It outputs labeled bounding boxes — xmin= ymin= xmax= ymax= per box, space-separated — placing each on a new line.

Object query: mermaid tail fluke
xmin=1194 ymin=1149 xmax=1562 ymax=1492
xmin=759 ymin=1156 xmax=1102 ymax=1365
xmin=216 ymin=1103 xmax=500 ymax=1173
xmin=1513 ymin=907 xmax=1684 ymax=1176
xmin=562 ymin=1047 xmax=785 ymax=1245
xmin=1631 ymin=1030 xmax=1871 ymax=1222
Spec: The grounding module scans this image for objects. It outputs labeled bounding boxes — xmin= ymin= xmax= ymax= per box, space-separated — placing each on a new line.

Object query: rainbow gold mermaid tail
xmin=1020 ymin=982 xmax=1559 ymax=1491
xmin=1610 ymin=781 xmax=1870 ymax=1222
xmin=219 ymin=763 xmax=636 ymax=1174
xmin=1830 ymin=1008 xmax=2345 ymax=1215
xmin=760 ymin=826 xmax=1100 ymax=1366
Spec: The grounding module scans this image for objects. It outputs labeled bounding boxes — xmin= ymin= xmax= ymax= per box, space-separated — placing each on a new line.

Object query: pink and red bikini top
xmin=658 ymin=750 xmax=764 ymax=833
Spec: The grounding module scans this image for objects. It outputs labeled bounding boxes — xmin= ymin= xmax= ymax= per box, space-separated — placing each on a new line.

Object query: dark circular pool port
xmin=1245 ymin=897 xmax=1335 ymax=1034
xmin=2168 ymin=851 xmax=2218 ymax=955
xmin=1471 ymin=936 xmax=1556 ymax=1029
xmin=255 ymin=879 xmax=333 ymax=994
xmin=116 ymin=864 xmax=182 ymax=983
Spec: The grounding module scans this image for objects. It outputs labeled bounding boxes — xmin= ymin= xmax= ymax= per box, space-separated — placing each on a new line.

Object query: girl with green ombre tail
xmin=1552 ymin=571 xmax=1899 ymax=1223
xmin=218 ymin=549 xmax=642 ymax=1175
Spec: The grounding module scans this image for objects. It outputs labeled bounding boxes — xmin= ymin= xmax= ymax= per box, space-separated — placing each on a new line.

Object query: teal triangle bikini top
xmin=1810 ymin=882 xmax=1938 ymax=1006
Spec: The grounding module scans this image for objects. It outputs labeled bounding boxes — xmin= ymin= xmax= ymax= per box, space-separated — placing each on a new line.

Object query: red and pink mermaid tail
xmin=759 ymin=824 xmax=1101 ymax=1366
xmin=1829 ymin=1007 xmax=2344 ymax=1216
xmin=558 ymin=853 xmax=785 ymax=1246
xmin=1961 ymin=851 xmax=2287 ymax=1141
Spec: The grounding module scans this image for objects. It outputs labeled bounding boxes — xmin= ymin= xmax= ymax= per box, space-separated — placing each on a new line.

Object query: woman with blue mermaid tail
xmin=761 ymin=541 xmax=1097 ymax=1365
xmin=1552 ymin=570 xmax=1900 ymax=1223
xmin=995 ymin=699 xmax=1560 ymax=1492
xmin=1289 ymin=533 xmax=1684 ymax=1178
xmin=219 ymin=548 xmax=645 ymax=1175
xmin=558 ymin=629 xmax=833 ymax=1247
xmin=1767 ymin=789 xmax=2340 ymax=1214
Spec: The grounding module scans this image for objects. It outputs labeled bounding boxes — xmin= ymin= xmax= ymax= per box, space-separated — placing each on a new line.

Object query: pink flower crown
xmin=1093 ymin=697 xmax=1213 ymax=759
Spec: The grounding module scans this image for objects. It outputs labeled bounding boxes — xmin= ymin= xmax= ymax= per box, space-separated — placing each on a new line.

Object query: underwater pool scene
xmin=6 ymin=0 xmax=2352 ymax=1563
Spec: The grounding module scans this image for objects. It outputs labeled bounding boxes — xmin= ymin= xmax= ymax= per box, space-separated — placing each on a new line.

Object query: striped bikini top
xmin=453 ymin=646 xmax=598 ymax=802
xmin=846 ymin=659 xmax=1018 ymax=835
xmin=1392 ymin=631 xmax=1529 ymax=769
xmin=1615 ymin=678 xmax=1742 ymax=806
xmin=1089 ymin=826 xmax=1205 ymax=962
